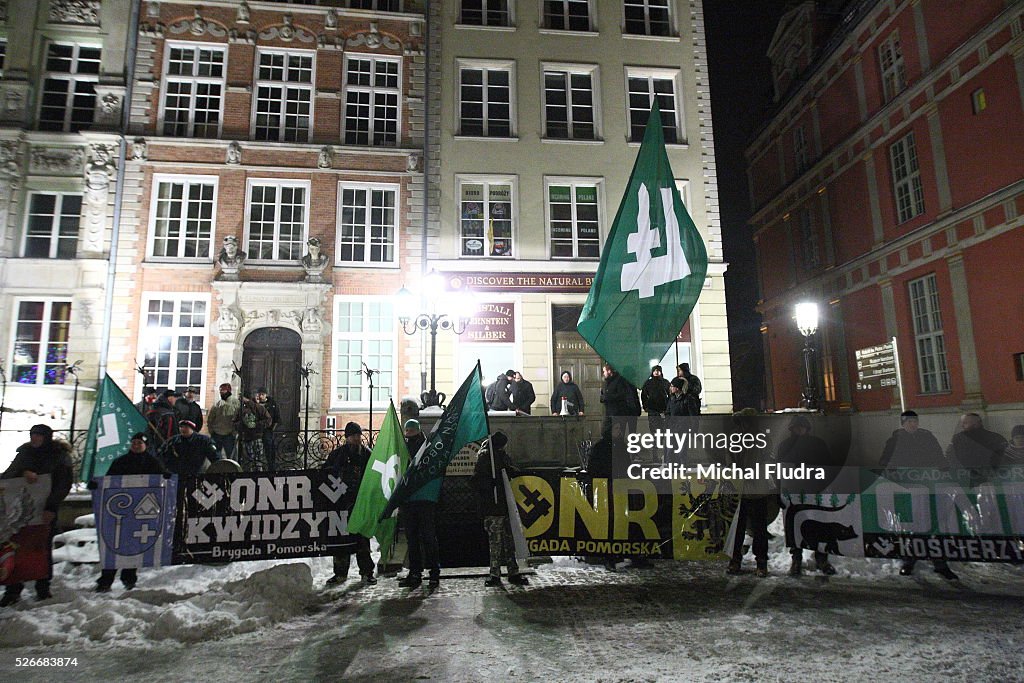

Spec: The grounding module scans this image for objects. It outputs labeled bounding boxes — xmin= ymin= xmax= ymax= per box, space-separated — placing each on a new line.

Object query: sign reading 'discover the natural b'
xmin=173 ymin=470 xmax=359 ymax=564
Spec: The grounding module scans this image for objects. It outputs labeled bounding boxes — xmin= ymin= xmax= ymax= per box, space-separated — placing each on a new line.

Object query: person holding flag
xmin=472 ymin=431 xmax=527 ymax=587
xmin=324 ymin=422 xmax=376 ymax=586
xmin=576 ymin=101 xmax=708 ymax=392
xmin=395 ymin=419 xmax=440 ymax=588
xmin=347 ymin=405 xmax=414 ymax=587
xmin=81 ymin=375 xmax=151 ymax=481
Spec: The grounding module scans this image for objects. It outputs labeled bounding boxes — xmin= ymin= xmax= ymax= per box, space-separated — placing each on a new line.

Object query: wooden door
xmin=551 ymin=304 xmax=604 ymax=416
xmin=241 ymin=327 xmax=302 ymax=433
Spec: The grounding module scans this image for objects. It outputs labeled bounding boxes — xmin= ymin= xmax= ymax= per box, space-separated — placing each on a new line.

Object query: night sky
xmin=705 ymin=0 xmax=789 ymax=410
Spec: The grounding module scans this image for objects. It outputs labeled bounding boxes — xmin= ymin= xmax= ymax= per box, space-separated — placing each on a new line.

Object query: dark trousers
xmin=212 ymin=433 xmax=236 ymax=459
xmin=333 ymin=534 xmax=374 ymax=578
xmin=98 ymin=568 xmax=138 ymax=589
xmin=404 ymin=502 xmax=440 ymax=580
xmin=731 ymin=497 xmax=769 ymax=567
xmin=262 ymin=432 xmax=277 ymax=472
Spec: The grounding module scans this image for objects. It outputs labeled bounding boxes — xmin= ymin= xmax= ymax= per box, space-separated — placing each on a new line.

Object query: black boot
xmin=899 ymin=559 xmax=916 ymax=576
xmin=398 ymin=574 xmax=422 ymax=588
xmin=789 ymin=554 xmax=803 ymax=576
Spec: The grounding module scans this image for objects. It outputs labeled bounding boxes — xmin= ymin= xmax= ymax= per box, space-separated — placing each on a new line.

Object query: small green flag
xmin=577 ymin=101 xmax=709 ymax=388
xmin=348 ymin=402 xmax=409 ymax=559
xmin=379 ymin=362 xmax=490 ymax=521
xmin=81 ymin=374 xmax=150 ymax=481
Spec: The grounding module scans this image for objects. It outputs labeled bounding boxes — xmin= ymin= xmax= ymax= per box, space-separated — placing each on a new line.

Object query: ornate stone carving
xmin=301 ymin=237 xmax=329 ymax=282
xmin=236 ymin=1 xmax=249 ymax=24
xmin=77 ymin=300 xmax=94 ymax=330
xmin=407 ymin=153 xmax=421 ymax=173
xmin=169 ymin=8 xmax=226 ymax=37
xmin=0 ymin=139 xmax=20 ymax=177
xmin=226 ymin=141 xmax=241 ymax=165
xmin=216 ymin=305 xmax=241 ymax=335
xmin=325 ymin=10 xmax=337 ymax=30
xmin=317 ymin=146 xmax=333 ymax=169
xmin=30 ymin=146 xmax=85 ymax=174
xmin=346 ymin=22 xmax=400 ymax=51
xmin=229 ymin=28 xmax=256 ymax=44
xmin=146 ymin=1 xmax=160 ymax=19
xmin=302 ymin=307 xmax=325 ymax=336
xmin=49 ymin=0 xmax=101 ymax=25
xmin=3 ymin=87 xmax=25 ymax=113
xmin=0 ymin=139 xmax=22 ymax=239
xmin=140 ymin=22 xmax=165 ymax=37
xmin=259 ymin=15 xmax=315 ymax=44
xmin=99 ymin=93 xmax=119 ymax=115
xmin=131 ymin=138 xmax=148 ymax=161
xmin=217 ymin=235 xmax=246 ymax=280
xmin=83 ymin=144 xmax=116 ymax=252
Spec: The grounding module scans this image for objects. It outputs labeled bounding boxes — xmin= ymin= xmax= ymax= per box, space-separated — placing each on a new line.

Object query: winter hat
xmin=670 ymin=377 xmax=686 ymax=391
xmin=142 ymin=386 xmax=157 ymax=396
xmin=490 ymin=431 xmax=509 ymax=450
xmin=179 ymin=420 xmax=197 ymax=430
xmin=651 ymin=365 xmax=663 ymax=374
xmin=256 ymin=387 xmax=269 ymax=394
xmin=29 ymin=424 xmax=53 ymax=438
xmin=162 ymin=388 xmax=181 ymax=398
xmin=404 ymin=419 xmax=421 ymax=432
xmin=344 ymin=422 xmax=363 ymax=436
xmin=219 ymin=382 xmax=233 ymax=391
xmin=505 ymin=369 xmax=516 ymax=378
xmin=1012 ymin=425 xmax=1024 ymax=439
xmin=130 ymin=432 xmax=149 ymax=444
xmin=900 ymin=410 xmax=919 ymax=423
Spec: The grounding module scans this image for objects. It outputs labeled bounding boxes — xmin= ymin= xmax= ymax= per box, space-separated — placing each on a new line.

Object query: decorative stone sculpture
xmin=317 ymin=146 xmax=333 ymax=169
xmin=131 ymin=138 xmax=148 ymax=161
xmin=83 ymin=144 xmax=115 ymax=252
xmin=301 ymin=237 xmax=329 ymax=282
xmin=226 ymin=141 xmax=242 ymax=165
xmin=217 ymin=235 xmax=247 ymax=280
xmin=237 ymin=1 xmax=250 ymax=23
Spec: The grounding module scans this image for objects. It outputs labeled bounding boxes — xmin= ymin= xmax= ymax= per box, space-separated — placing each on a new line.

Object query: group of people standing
xmin=485 ymin=370 xmax=537 ymax=414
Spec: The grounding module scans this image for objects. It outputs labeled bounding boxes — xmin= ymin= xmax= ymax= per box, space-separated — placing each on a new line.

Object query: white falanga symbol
xmin=620 ymin=183 xmax=691 ymax=298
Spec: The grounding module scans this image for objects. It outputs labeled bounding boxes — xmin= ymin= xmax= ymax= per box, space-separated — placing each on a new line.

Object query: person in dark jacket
xmin=946 ymin=413 xmax=1007 ymax=482
xmin=323 ymin=422 xmax=376 ymax=586
xmin=472 ymin=432 xmax=527 ymax=586
xmin=399 ymin=419 xmax=439 ymax=589
xmin=550 ymin=371 xmax=585 ymax=416
xmin=879 ymin=411 xmax=957 ymax=580
xmin=667 ymin=377 xmax=688 ymax=417
xmin=509 ymin=371 xmax=536 ymax=415
xmin=159 ymin=421 xmax=220 ymax=476
xmin=600 ymin=364 xmax=639 ymax=439
xmin=95 ymin=433 xmax=166 ymax=592
xmin=777 ymin=416 xmax=842 ymax=576
xmin=134 ymin=386 xmax=157 ymax=416
xmin=146 ymin=389 xmax=181 ymax=451
xmin=173 ymin=386 xmax=204 ymax=434
xmin=255 ymin=387 xmax=281 ymax=472
xmin=641 ymin=365 xmax=670 ymax=416
xmin=485 ymin=373 xmax=513 ymax=411
xmin=678 ymin=363 xmax=702 ymax=416
xmin=1 ymin=424 xmax=73 ymax=605
xmin=234 ymin=396 xmax=272 ymax=471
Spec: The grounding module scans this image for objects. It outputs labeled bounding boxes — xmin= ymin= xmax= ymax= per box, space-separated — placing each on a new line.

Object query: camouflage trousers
xmin=238 ymin=438 xmax=266 ymax=472
xmin=483 ymin=516 xmax=520 ymax=579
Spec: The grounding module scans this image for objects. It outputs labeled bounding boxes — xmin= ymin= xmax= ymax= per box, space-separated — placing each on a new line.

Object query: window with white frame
xmin=890 ymin=132 xmax=925 ymax=223
xmin=39 ymin=43 xmax=101 ymax=132
xmin=543 ymin=65 xmax=596 ymax=140
xmin=150 ymin=177 xmax=216 ymax=259
xmin=254 ymin=50 xmax=314 ymax=142
xmin=908 ymin=274 xmax=950 ymax=394
xmin=348 ymin=0 xmax=400 ymax=9
xmin=337 ymin=183 xmax=398 ymax=265
xmin=246 ymin=182 xmax=308 ymax=261
xmin=139 ymin=296 xmax=208 ymax=394
xmin=162 ymin=44 xmax=226 ymax=138
xmin=10 ymin=300 xmax=71 ymax=386
xmin=459 ymin=178 xmax=514 ymax=257
xmin=626 ymin=69 xmax=680 ymax=143
xmin=22 ymin=193 xmax=81 ymax=259
xmin=879 ymin=31 xmax=907 ymax=102
xmin=794 ymin=124 xmax=808 ymax=173
xmin=797 ymin=207 xmax=819 ymax=271
xmin=333 ymin=298 xmax=394 ymax=405
xmin=543 ymin=0 xmax=592 ymax=31
xmin=459 ymin=0 xmax=511 ymax=26
xmin=458 ymin=62 xmax=513 ymax=137
xmin=344 ymin=56 xmax=400 ymax=146
xmin=623 ymin=0 xmax=672 ymax=37
xmin=548 ymin=181 xmax=600 ymax=259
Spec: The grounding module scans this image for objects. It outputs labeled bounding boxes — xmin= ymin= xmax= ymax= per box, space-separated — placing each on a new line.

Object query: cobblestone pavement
xmin=5 ymin=557 xmax=1024 ymax=682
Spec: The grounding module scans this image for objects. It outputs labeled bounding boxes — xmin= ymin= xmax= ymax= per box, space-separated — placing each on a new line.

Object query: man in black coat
xmin=1 ymin=424 xmax=74 ymax=605
xmin=509 ymin=371 xmax=536 ymax=415
xmin=550 ymin=371 xmax=585 ymax=416
xmin=255 ymin=387 xmax=281 ymax=472
xmin=946 ymin=413 xmax=1008 ymax=483
xmin=323 ymin=422 xmax=376 ymax=586
xmin=94 ymin=433 xmax=166 ymax=592
xmin=146 ymin=389 xmax=181 ymax=451
xmin=641 ymin=365 xmax=670 ymax=417
xmin=134 ymin=386 xmax=157 ymax=416
xmin=173 ymin=386 xmax=204 ymax=434
xmin=399 ymin=419 xmax=439 ymax=589
xmin=485 ymin=373 xmax=513 ymax=411
xmin=472 ymin=432 xmax=527 ymax=586
xmin=600 ymin=364 xmax=639 ymax=439
xmin=159 ymin=420 xmax=220 ymax=476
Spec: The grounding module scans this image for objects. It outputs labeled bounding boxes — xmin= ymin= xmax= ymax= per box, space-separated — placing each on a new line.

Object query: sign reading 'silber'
xmin=577 ymin=102 xmax=708 ymax=388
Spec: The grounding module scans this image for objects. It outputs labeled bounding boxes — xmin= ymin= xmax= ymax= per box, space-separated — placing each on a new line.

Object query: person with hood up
xmin=509 ymin=371 xmax=536 ymax=415
xmin=472 ymin=432 xmax=527 ymax=586
xmin=1 ymin=424 xmax=73 ymax=606
xmin=550 ymin=370 xmax=585 ymax=416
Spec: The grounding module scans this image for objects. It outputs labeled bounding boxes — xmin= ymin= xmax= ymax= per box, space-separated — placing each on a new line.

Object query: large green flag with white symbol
xmin=348 ymin=401 xmax=410 ymax=559
xmin=577 ymin=102 xmax=708 ymax=388
xmin=81 ymin=374 xmax=150 ymax=481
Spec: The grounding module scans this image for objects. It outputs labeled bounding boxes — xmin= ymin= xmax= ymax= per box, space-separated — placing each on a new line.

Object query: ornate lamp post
xmin=397 ymin=274 xmax=472 ymax=409
xmin=65 ymin=360 xmax=84 ymax=445
xmin=795 ymin=302 xmax=820 ymax=411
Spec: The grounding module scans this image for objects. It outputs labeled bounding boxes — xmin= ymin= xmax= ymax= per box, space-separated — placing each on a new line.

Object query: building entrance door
xmin=241 ymin=328 xmax=301 ymax=434
xmin=551 ymin=304 xmax=603 ymax=416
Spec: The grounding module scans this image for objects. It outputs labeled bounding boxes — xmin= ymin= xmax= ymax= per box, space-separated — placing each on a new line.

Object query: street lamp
xmin=795 ymin=302 xmax=819 ymax=411
xmin=397 ymin=276 xmax=472 ymax=409
xmin=65 ymin=360 xmax=84 ymax=446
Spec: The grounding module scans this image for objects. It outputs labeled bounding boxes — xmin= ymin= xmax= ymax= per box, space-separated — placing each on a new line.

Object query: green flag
xmin=81 ymin=374 xmax=150 ymax=481
xmin=577 ymin=101 xmax=709 ymax=388
xmin=379 ymin=362 xmax=489 ymax=521
xmin=348 ymin=402 xmax=409 ymax=559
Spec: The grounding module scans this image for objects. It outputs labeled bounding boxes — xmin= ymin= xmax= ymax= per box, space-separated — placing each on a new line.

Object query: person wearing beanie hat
xmin=472 ymin=432 xmax=527 ymax=587
xmin=1005 ymin=425 xmax=1024 ymax=464
xmin=1 ymin=424 xmax=73 ymax=605
xmin=159 ymin=418 xmax=220 ymax=477
xmin=667 ymin=376 xmax=688 ymax=417
xmin=398 ymin=418 xmax=439 ymax=589
xmin=323 ymin=422 xmax=376 ymax=586
xmin=174 ymin=385 xmax=204 ymax=434
xmin=233 ymin=396 xmax=272 ymax=472
xmin=254 ymin=387 xmax=281 ymax=472
xmin=145 ymin=389 xmax=181 ymax=450
xmin=134 ymin=386 xmax=159 ymax=416
xmin=95 ymin=433 xmax=166 ymax=593
xmin=208 ymin=383 xmax=241 ymax=459
xmin=879 ymin=410 xmax=957 ymax=580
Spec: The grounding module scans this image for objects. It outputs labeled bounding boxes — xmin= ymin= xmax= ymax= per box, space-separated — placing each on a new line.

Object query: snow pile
xmin=0 ymin=560 xmax=324 ymax=647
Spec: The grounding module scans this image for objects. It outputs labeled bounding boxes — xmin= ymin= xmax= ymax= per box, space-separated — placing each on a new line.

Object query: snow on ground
xmin=3 ymin=525 xmax=1024 ymax=682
